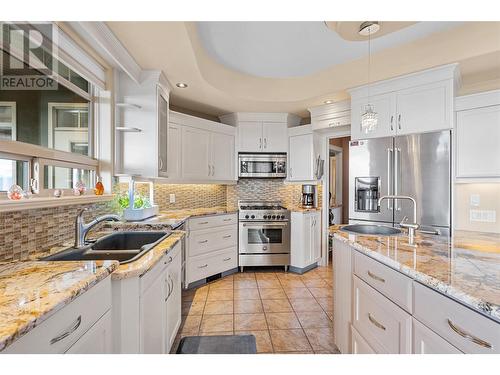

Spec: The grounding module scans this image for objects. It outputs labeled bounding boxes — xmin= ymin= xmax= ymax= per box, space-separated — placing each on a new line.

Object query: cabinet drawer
xmin=412 ymin=318 xmax=461 ymax=354
xmin=188 ymin=225 xmax=237 ymax=257
xmin=351 ymin=325 xmax=376 ymax=354
xmin=187 ymin=247 xmax=237 ymax=284
xmin=413 ymin=283 xmax=500 ymax=354
xmin=189 ymin=213 xmax=237 ymax=231
xmin=352 ymin=276 xmax=411 ymax=354
xmin=4 ymin=277 xmax=111 ymax=354
xmin=313 ymin=113 xmax=350 ymax=130
xmin=353 ymin=251 xmax=413 ymax=312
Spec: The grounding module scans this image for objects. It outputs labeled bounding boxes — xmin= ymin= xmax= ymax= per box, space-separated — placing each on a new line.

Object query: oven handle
xmin=241 ymin=222 xmax=289 ymax=228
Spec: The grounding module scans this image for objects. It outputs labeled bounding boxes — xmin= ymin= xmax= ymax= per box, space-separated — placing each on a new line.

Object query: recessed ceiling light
xmin=176 ymin=82 xmax=188 ymax=88
xmin=324 ymin=100 xmax=334 ymax=104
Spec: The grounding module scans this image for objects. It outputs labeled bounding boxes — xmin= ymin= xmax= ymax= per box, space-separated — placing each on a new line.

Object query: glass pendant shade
xmin=361 ymin=104 xmax=378 ymax=134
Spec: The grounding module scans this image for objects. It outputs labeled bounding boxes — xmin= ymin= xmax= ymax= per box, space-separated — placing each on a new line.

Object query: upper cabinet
xmin=115 ymin=70 xmax=171 ymax=178
xmin=309 ymin=100 xmax=351 ymax=131
xmin=169 ymin=111 xmax=236 ymax=183
xmin=455 ymin=90 xmax=500 ymax=180
xmin=220 ymin=112 xmax=301 ymax=154
xmin=348 ymin=64 xmax=459 ymax=140
xmin=288 ymin=125 xmax=322 ymax=182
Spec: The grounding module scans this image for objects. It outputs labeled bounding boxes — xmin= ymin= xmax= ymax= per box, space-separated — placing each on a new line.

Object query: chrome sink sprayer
xmin=378 ymin=195 xmax=419 ymax=244
xmin=75 ymin=208 xmax=121 ymax=249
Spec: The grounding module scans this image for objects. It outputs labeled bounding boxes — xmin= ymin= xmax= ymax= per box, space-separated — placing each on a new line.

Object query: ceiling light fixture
xmin=176 ymin=82 xmax=188 ymax=88
xmin=359 ymin=21 xmax=379 ymax=135
xmin=324 ymin=100 xmax=334 ymax=104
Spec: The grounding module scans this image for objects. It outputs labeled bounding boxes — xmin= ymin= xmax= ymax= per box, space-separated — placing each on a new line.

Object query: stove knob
xmin=245 ymin=215 xmax=249 ymax=219
xmin=281 ymin=215 xmax=286 ymax=219
xmin=263 ymin=215 xmax=268 ymax=219
xmin=251 ymin=215 xmax=255 ymax=219
xmin=271 ymin=215 xmax=276 ymax=219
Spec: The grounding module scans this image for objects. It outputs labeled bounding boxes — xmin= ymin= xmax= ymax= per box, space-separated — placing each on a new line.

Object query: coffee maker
xmin=301 ymin=185 xmax=316 ymax=208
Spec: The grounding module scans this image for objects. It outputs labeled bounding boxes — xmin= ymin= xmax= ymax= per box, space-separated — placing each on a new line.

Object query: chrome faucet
xmin=75 ymin=208 xmax=120 ymax=249
xmin=378 ymin=195 xmax=419 ymax=244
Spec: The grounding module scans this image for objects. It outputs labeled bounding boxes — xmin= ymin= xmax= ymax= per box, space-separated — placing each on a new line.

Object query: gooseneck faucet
xmin=378 ymin=195 xmax=419 ymax=244
xmin=75 ymin=208 xmax=121 ymax=248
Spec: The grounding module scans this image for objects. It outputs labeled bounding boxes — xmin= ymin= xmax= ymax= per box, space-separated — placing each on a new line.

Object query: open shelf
xmin=0 ymin=194 xmax=114 ymax=212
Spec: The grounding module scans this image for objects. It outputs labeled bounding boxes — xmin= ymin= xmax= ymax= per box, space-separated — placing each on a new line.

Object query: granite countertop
xmin=0 ymin=260 xmax=118 ymax=352
xmin=290 ymin=207 xmax=322 ymax=212
xmin=331 ymin=227 xmax=500 ymax=323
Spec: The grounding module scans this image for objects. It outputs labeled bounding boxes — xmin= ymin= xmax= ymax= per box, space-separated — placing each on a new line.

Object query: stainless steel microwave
xmin=238 ymin=153 xmax=287 ymax=178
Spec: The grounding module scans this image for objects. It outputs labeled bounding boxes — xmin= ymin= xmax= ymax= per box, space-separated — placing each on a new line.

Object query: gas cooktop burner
xmin=240 ymin=205 xmax=286 ymax=211
xmin=238 ymin=200 xmax=290 ymax=222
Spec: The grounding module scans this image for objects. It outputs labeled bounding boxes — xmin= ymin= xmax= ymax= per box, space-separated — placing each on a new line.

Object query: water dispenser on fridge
xmin=354 ymin=177 xmax=380 ymax=213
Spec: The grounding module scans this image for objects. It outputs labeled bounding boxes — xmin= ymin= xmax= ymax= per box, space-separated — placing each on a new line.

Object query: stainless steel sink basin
xmin=340 ymin=224 xmax=402 ymax=236
xmin=41 ymin=231 xmax=170 ymax=264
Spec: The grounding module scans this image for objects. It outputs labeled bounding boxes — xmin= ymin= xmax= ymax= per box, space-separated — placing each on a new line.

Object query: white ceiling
xmin=197 ymin=21 xmax=461 ymax=78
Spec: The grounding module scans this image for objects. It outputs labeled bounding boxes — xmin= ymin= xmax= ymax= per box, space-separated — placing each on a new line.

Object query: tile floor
xmin=173 ymin=263 xmax=339 ymax=354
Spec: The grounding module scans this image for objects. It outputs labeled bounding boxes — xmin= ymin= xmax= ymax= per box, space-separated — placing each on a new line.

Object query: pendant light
xmin=359 ymin=21 xmax=380 ymax=134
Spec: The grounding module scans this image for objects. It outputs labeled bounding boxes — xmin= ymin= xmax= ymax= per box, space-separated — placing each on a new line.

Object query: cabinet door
xmin=311 ymin=212 xmax=321 ymax=262
xmin=66 ymin=311 xmax=112 ymax=354
xmin=158 ymin=92 xmax=169 ymax=176
xmin=263 ymin=122 xmax=288 ymax=152
xmin=333 ymin=238 xmax=353 ymax=353
xmin=412 ymin=318 xmax=462 ymax=354
xmin=351 ymin=93 xmax=396 ymax=140
xmin=140 ymin=268 xmax=166 ymax=354
xmin=238 ymin=121 xmax=262 ymax=152
xmin=181 ymin=126 xmax=211 ymax=180
xmin=211 ymin=132 xmax=235 ymax=181
xmin=456 ymin=105 xmax=500 ymax=178
xmin=166 ymin=123 xmax=182 ymax=179
xmin=351 ymin=326 xmax=376 ymax=354
xmin=288 ymin=133 xmax=314 ymax=181
xmin=166 ymin=250 xmax=182 ymax=353
xmin=396 ymin=81 xmax=452 ymax=135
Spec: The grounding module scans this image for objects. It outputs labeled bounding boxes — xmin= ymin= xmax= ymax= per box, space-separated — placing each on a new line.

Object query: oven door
xmin=239 ymin=221 xmax=290 ymax=254
xmin=239 ymin=154 xmax=286 ymax=178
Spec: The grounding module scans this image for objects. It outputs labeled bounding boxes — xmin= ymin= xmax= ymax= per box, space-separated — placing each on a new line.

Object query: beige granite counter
xmin=331 ymin=227 xmax=500 ymax=323
xmin=0 ymin=260 xmax=118 ymax=352
xmin=290 ymin=207 xmax=322 ymax=213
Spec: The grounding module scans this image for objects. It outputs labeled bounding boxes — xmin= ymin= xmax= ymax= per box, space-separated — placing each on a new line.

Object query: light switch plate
xmin=470 ymin=194 xmax=480 ymax=207
xmin=169 ymin=194 xmax=176 ymax=203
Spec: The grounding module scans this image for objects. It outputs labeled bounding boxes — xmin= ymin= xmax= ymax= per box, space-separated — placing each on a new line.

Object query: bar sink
xmin=340 ymin=224 xmax=401 ymax=236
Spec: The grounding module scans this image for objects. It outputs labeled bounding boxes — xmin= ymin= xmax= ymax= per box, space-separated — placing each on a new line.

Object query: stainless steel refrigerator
xmin=349 ymin=130 xmax=451 ymax=235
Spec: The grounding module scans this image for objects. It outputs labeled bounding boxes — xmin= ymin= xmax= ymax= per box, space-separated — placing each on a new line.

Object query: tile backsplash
xmin=0 ymin=202 xmax=113 ymax=261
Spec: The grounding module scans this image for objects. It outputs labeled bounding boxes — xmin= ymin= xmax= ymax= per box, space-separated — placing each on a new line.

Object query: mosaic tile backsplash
xmin=0 ymin=202 xmax=113 ymax=261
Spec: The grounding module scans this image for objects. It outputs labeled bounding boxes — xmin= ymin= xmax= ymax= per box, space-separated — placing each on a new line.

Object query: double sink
xmin=42 ymin=231 xmax=171 ymax=264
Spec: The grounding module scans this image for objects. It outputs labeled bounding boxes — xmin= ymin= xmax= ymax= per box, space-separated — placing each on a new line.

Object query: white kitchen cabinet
xmin=412 ymin=318 xmax=462 ymax=354
xmin=158 ymin=92 xmax=169 ymax=177
xmin=181 ymin=126 xmax=211 ymax=180
xmin=288 ymin=125 xmax=322 ymax=182
xmin=291 ymin=211 xmax=321 ymax=270
xmin=348 ymin=64 xmax=458 ymax=140
xmin=238 ymin=121 xmax=264 ymax=152
xmin=166 ymin=123 xmax=182 ymax=180
xmin=309 ymin=100 xmax=351 ymax=131
xmin=456 ymin=104 xmax=500 ymax=179
xmin=66 ymin=311 xmax=113 ymax=354
xmin=262 ymin=122 xmax=288 ymax=152
xmin=165 ymin=245 xmax=182 ymax=352
xmin=211 ymin=132 xmax=235 ymax=180
xmin=351 ymin=325 xmax=376 ymax=354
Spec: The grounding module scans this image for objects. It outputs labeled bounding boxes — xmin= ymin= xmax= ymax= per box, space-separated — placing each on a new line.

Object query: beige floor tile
xmin=234 ymin=299 xmax=264 ymax=314
xmin=265 ymin=312 xmax=301 ymax=329
xmin=279 ymin=279 xmax=306 ymax=288
xmin=209 ymin=280 xmax=234 ymax=290
xmin=233 ymin=272 xmax=256 ymax=280
xmin=269 ymin=329 xmax=313 ymax=352
xmin=276 ymin=273 xmax=302 ymax=281
xmin=200 ymin=314 xmax=233 ymax=333
xmin=181 ymin=300 xmax=205 ymax=316
xmin=257 ymin=279 xmax=282 ymax=288
xmin=304 ymin=328 xmax=337 ymax=352
xmin=259 ymin=288 xmax=287 ymax=300
xmin=289 ymin=298 xmax=324 ymax=312
xmin=302 ymin=278 xmax=329 ymax=288
xmin=300 ymin=271 xmax=322 ymax=280
xmin=316 ymin=297 xmax=333 ymax=313
xmin=234 ymin=279 xmax=258 ymax=289
xmin=278 ymin=351 xmax=314 ymax=354
xmin=207 ymin=288 xmax=234 ymax=301
xmin=283 ymin=287 xmax=313 ymax=299
xmin=199 ymin=331 xmax=234 ymax=336
xmin=262 ymin=299 xmax=293 ymax=313
xmin=234 ymin=313 xmax=268 ymax=330
xmin=204 ymin=300 xmax=234 ymax=315
xmin=308 ymin=287 xmax=333 ymax=299
xmin=234 ymin=288 xmax=261 ymax=300
xmin=235 ymin=330 xmax=273 ymax=353
xmin=255 ymin=272 xmax=278 ymax=280
xmin=295 ymin=311 xmax=332 ymax=328
xmin=180 ymin=314 xmax=202 ymax=335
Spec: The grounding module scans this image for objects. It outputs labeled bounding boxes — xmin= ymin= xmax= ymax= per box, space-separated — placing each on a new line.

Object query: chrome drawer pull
xmin=223 ymin=235 xmax=232 ymax=239
xmin=50 ymin=315 xmax=82 ymax=345
xmin=199 ymin=221 xmax=209 ymax=225
xmin=367 ymin=270 xmax=385 ymax=283
xmin=198 ymin=240 xmax=208 ymax=244
xmin=447 ymin=319 xmax=492 ymax=349
xmin=368 ymin=313 xmax=386 ymax=331
xmin=198 ymin=264 xmax=208 ymax=268
xmin=223 ymin=218 xmax=232 ymax=222
xmin=164 ymin=256 xmax=173 ymax=265
xmin=223 ymin=257 xmax=231 ymax=261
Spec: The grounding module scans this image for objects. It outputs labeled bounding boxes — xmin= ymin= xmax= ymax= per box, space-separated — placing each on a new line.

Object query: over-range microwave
xmin=238 ymin=153 xmax=287 ymax=178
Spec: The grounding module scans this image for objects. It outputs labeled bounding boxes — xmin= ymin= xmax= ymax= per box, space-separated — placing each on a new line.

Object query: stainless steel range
xmin=238 ymin=200 xmax=290 ymax=271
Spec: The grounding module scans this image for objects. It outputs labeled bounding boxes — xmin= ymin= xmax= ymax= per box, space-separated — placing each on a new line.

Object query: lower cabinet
xmin=166 ymin=249 xmax=182 ymax=352
xmin=351 ymin=325 xmax=376 ymax=354
xmin=65 ymin=311 xmax=113 ymax=354
xmin=291 ymin=211 xmax=321 ymax=270
xmin=412 ymin=318 xmax=462 ymax=354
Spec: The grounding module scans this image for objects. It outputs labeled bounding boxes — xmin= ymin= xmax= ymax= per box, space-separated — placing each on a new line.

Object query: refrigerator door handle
xmin=395 ymin=147 xmax=401 ymax=211
xmin=387 ymin=148 xmax=393 ymax=210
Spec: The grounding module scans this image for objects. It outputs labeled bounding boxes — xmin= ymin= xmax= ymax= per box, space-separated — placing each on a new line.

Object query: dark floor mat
xmin=176 ymin=335 xmax=257 ymax=354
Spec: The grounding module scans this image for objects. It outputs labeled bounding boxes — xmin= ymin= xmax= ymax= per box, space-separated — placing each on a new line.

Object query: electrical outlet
xmin=169 ymin=194 xmax=176 ymax=204
xmin=470 ymin=194 xmax=480 ymax=207
xmin=470 ymin=209 xmax=496 ymax=223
